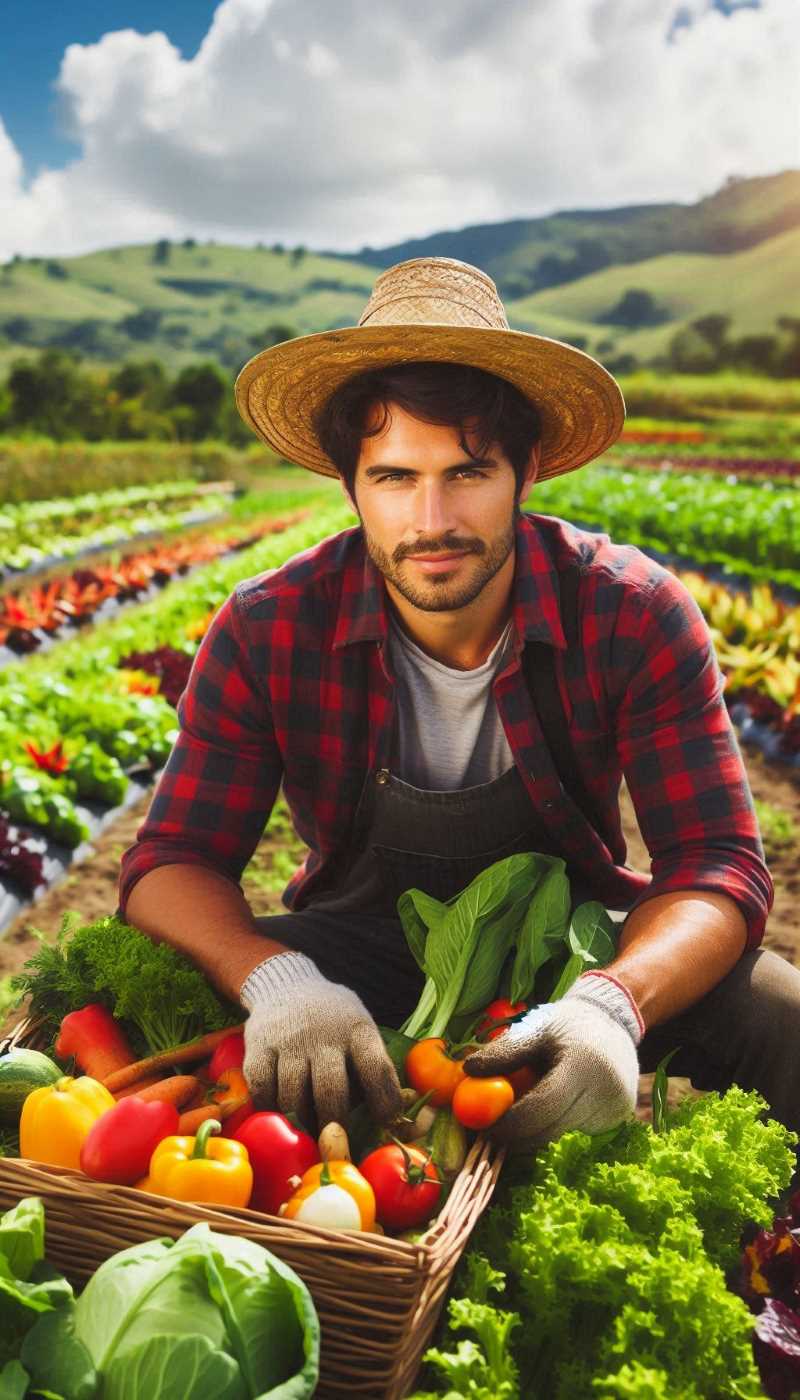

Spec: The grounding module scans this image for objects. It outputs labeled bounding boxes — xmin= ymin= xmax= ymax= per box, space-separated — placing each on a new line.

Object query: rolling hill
xmin=0 ymin=170 xmax=797 ymax=376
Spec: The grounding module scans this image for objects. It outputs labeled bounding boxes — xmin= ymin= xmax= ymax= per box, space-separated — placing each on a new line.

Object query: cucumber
xmin=0 ymin=1049 xmax=62 ymax=1126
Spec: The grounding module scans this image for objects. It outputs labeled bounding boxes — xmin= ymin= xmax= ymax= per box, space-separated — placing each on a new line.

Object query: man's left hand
xmin=462 ymin=972 xmax=644 ymax=1150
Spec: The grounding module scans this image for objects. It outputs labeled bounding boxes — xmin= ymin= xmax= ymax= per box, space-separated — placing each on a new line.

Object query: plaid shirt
xmin=119 ymin=511 xmax=772 ymax=947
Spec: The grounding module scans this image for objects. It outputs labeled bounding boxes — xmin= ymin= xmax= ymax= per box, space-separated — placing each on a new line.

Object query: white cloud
xmin=0 ymin=0 xmax=797 ymax=260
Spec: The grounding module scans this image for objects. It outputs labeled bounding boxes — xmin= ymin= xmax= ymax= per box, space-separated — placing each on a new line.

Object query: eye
xmin=376 ymin=468 xmax=488 ymax=483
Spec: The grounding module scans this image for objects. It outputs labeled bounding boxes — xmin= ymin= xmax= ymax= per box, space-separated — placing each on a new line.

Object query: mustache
xmin=395 ymin=539 xmax=484 ymax=561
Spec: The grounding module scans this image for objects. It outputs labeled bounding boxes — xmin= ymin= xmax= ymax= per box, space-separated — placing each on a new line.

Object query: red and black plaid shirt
xmin=119 ymin=511 xmax=772 ymax=947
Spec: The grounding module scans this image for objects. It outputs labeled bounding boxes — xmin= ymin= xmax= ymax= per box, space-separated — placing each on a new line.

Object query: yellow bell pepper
xmin=282 ymin=1159 xmax=376 ymax=1232
xmin=136 ymin=1118 xmax=252 ymax=1207
xmin=20 ymin=1075 xmax=116 ymax=1169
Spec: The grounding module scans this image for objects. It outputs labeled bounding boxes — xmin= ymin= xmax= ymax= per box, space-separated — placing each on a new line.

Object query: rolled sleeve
xmin=118 ymin=588 xmax=282 ymax=916
xmin=615 ymin=572 xmax=773 ymax=949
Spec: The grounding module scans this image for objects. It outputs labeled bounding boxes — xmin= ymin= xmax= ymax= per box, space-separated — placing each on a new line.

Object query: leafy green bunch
xmin=11 ymin=911 xmax=240 ymax=1056
xmin=410 ymin=1087 xmax=797 ymax=1399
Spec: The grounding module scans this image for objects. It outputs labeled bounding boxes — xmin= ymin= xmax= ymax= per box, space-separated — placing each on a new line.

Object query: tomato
xmin=359 ymin=1143 xmax=444 ymax=1231
xmin=207 ymin=1031 xmax=246 ymax=1081
xmin=476 ymin=999 xmax=528 ymax=1041
xmin=405 ymin=1038 xmax=466 ymax=1107
xmin=452 ymin=1075 xmax=514 ymax=1130
xmin=508 ymin=1065 xmax=538 ymax=1099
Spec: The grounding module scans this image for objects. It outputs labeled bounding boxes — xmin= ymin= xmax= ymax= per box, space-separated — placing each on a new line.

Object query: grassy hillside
xmin=507 ymin=224 xmax=800 ymax=360
xmin=0 ymin=171 xmax=797 ymax=376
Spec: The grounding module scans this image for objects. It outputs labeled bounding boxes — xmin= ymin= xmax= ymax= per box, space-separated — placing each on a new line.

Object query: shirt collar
xmin=332 ymin=512 xmax=567 ymax=652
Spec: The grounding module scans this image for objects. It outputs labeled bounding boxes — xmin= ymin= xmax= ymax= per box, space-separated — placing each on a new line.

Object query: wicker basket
xmin=0 ymin=1016 xmax=505 ymax=1399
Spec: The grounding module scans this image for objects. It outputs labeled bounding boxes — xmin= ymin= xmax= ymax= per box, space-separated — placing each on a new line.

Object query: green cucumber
xmin=0 ymin=1049 xmax=62 ymax=1125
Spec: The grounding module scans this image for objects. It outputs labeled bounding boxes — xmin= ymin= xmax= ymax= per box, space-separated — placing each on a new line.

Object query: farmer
xmin=119 ymin=256 xmax=800 ymax=1151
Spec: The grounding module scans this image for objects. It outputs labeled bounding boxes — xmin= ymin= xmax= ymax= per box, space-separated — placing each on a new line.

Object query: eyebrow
xmin=363 ymin=458 xmax=499 ymax=479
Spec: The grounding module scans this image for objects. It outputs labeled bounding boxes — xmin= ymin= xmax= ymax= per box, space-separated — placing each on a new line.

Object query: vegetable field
xmin=1 ymin=420 xmax=800 ymax=1399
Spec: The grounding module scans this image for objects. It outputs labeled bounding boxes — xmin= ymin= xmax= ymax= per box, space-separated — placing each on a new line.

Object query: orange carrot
xmin=114 ymin=1074 xmax=165 ymax=1100
xmin=177 ymin=1096 xmax=248 ymax=1135
xmin=102 ymin=1025 xmax=246 ymax=1094
xmin=130 ymin=1075 xmax=200 ymax=1109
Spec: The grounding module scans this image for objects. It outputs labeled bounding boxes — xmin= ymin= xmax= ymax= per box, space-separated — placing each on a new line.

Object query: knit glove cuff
xmin=564 ymin=971 xmax=645 ymax=1047
xmin=239 ymin=950 xmax=325 ymax=1010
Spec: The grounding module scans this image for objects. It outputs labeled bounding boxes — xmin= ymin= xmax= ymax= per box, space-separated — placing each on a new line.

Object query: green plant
xmin=754 ymin=799 xmax=800 ymax=862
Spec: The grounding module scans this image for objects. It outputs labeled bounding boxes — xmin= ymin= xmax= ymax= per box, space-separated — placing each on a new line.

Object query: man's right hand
xmin=240 ymin=950 xmax=403 ymax=1130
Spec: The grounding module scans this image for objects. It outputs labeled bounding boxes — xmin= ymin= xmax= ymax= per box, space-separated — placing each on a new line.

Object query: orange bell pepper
xmin=136 ymin=1118 xmax=252 ymax=1207
xmin=282 ymin=1159 xmax=376 ymax=1232
xmin=20 ymin=1075 xmax=116 ymax=1169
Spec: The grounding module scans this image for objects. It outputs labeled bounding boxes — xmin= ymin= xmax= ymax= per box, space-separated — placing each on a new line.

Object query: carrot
xmin=129 ymin=1075 xmax=201 ymax=1109
xmin=177 ymin=1096 xmax=249 ymax=1135
xmin=114 ymin=1074 xmax=165 ymax=1100
xmin=102 ymin=1024 xmax=246 ymax=1095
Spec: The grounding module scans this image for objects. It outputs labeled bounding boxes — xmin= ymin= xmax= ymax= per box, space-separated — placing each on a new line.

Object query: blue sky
xmin=1 ymin=1 xmax=217 ymax=174
xmin=0 ymin=0 xmax=795 ymax=260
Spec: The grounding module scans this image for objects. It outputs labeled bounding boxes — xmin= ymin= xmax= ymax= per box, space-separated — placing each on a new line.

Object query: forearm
xmin=125 ymin=863 xmax=290 ymax=1002
xmin=609 ymin=889 xmax=748 ymax=1031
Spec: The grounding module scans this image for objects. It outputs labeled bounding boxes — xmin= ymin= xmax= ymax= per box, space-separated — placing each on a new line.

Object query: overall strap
xmin=522 ymin=566 xmax=607 ymax=839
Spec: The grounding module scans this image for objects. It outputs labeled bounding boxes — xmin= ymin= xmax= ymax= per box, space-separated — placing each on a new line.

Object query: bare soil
xmin=2 ymin=749 xmax=798 ymax=1121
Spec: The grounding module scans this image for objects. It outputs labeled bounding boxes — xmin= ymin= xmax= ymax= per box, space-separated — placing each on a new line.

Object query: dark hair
xmin=313 ymin=360 xmax=542 ymax=501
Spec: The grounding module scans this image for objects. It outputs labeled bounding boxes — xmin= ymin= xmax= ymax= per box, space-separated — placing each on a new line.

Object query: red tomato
xmin=476 ymin=999 xmax=528 ymax=1041
xmin=359 ymin=1143 xmax=444 ymax=1231
xmin=405 ymin=1038 xmax=466 ymax=1107
xmin=508 ymin=1065 xmax=538 ymax=1099
xmin=452 ymin=1075 xmax=514 ymax=1130
xmin=207 ymin=1031 xmax=246 ymax=1081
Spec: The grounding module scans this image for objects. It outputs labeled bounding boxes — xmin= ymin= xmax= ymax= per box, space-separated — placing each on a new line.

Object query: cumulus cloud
xmin=0 ymin=0 xmax=797 ymax=259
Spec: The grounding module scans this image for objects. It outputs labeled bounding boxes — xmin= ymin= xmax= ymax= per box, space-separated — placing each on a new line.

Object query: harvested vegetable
xmin=282 ymin=1160 xmax=376 ymax=1232
xmin=19 ymin=1074 xmax=115 ymax=1169
xmin=232 ymin=1111 xmax=320 ymax=1216
xmin=318 ymin=1120 xmax=351 ymax=1163
xmin=102 ymin=1024 xmax=246 ymax=1094
xmin=211 ymin=1066 xmax=253 ymax=1135
xmin=55 ymin=1003 xmax=135 ymax=1080
xmin=137 ymin=1118 xmax=253 ymax=1207
xmin=73 ymin=1221 xmax=320 ymax=1398
xmin=428 ymin=1107 xmax=469 ymax=1180
xmin=359 ymin=1142 xmax=443 ymax=1232
xmin=11 ymin=912 xmax=240 ymax=1057
xmin=125 ymin=1074 xmax=200 ymax=1109
xmin=452 ymin=1074 xmax=514 ymax=1130
xmin=0 ymin=1048 xmax=61 ymax=1125
xmin=80 ymin=1096 xmax=180 ymax=1185
xmin=405 ymin=1038 xmax=467 ymax=1107
xmin=207 ymin=1030 xmax=245 ymax=1080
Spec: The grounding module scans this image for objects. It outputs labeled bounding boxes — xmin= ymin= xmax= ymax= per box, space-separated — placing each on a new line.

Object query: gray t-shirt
xmin=387 ymin=613 xmax=516 ymax=789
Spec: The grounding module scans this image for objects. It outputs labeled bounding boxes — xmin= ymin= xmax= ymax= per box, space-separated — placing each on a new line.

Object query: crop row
xmin=529 ymin=463 xmax=800 ymax=586
xmin=0 ymin=480 xmax=234 ymax=577
xmin=619 ymin=454 xmax=800 ymax=483
xmin=0 ymin=507 xmax=309 ymax=658
xmin=0 ymin=500 xmax=353 ymax=909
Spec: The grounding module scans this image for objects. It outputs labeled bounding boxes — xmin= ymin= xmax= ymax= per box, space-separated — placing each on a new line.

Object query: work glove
xmin=240 ymin=950 xmax=403 ymax=1130
xmin=462 ymin=971 xmax=644 ymax=1150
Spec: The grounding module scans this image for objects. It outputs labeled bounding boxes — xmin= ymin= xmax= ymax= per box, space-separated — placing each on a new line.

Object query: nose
xmin=413 ymin=479 xmax=457 ymax=538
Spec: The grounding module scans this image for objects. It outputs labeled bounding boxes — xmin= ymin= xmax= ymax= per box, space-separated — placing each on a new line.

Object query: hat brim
xmin=235 ymin=323 xmax=625 ymax=481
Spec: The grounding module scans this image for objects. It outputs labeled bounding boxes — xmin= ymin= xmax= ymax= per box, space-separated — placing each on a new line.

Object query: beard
xmin=359 ymin=507 xmax=519 ymax=614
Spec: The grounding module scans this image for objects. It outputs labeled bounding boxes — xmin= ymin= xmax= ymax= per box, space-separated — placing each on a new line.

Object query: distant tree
xmin=120 ymin=308 xmax=163 ymax=341
xmin=271 ymin=243 xmax=285 ymax=254
xmin=667 ymin=325 xmax=718 ymax=373
xmin=169 ymin=361 xmax=227 ymax=439
xmin=600 ymin=288 xmax=668 ymax=329
xmin=6 ymin=349 xmax=106 ymax=438
xmin=152 ymin=239 xmax=172 ymax=265
xmin=776 ymin=316 xmax=800 ymax=377
xmin=3 ymin=316 xmax=35 ymax=344
xmin=726 ymin=334 xmax=779 ymax=374
xmin=45 ymin=261 xmax=69 ymax=280
xmin=250 ymin=322 xmax=297 ymax=349
xmin=182 ymin=237 xmax=197 ymax=250
xmin=111 ymin=359 xmax=168 ymax=406
xmin=291 ymin=245 xmax=307 ymax=265
xmin=691 ymin=313 xmax=730 ymax=353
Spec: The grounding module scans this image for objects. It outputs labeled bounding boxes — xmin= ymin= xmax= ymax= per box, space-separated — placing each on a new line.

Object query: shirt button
xmin=376 ymin=769 xmax=390 ymax=785
xmin=542 ymin=799 xmax=555 ymax=810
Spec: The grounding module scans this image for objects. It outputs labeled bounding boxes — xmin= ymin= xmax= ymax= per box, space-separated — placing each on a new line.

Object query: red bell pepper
xmin=55 ymin=1004 xmax=135 ymax=1081
xmin=231 ymin=1112 xmax=320 ymax=1215
xmin=207 ymin=1031 xmax=245 ymax=1081
xmin=79 ymin=1096 xmax=180 ymax=1184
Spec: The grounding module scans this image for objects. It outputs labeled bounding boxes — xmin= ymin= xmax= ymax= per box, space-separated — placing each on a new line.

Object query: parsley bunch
xmin=11 ymin=911 xmax=240 ymax=1056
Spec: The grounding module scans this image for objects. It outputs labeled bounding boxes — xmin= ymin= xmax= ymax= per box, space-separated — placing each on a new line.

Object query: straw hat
xmin=235 ymin=256 xmax=625 ymax=481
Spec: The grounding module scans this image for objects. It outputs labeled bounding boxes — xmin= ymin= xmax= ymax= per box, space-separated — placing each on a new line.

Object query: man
xmin=119 ymin=256 xmax=800 ymax=1153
